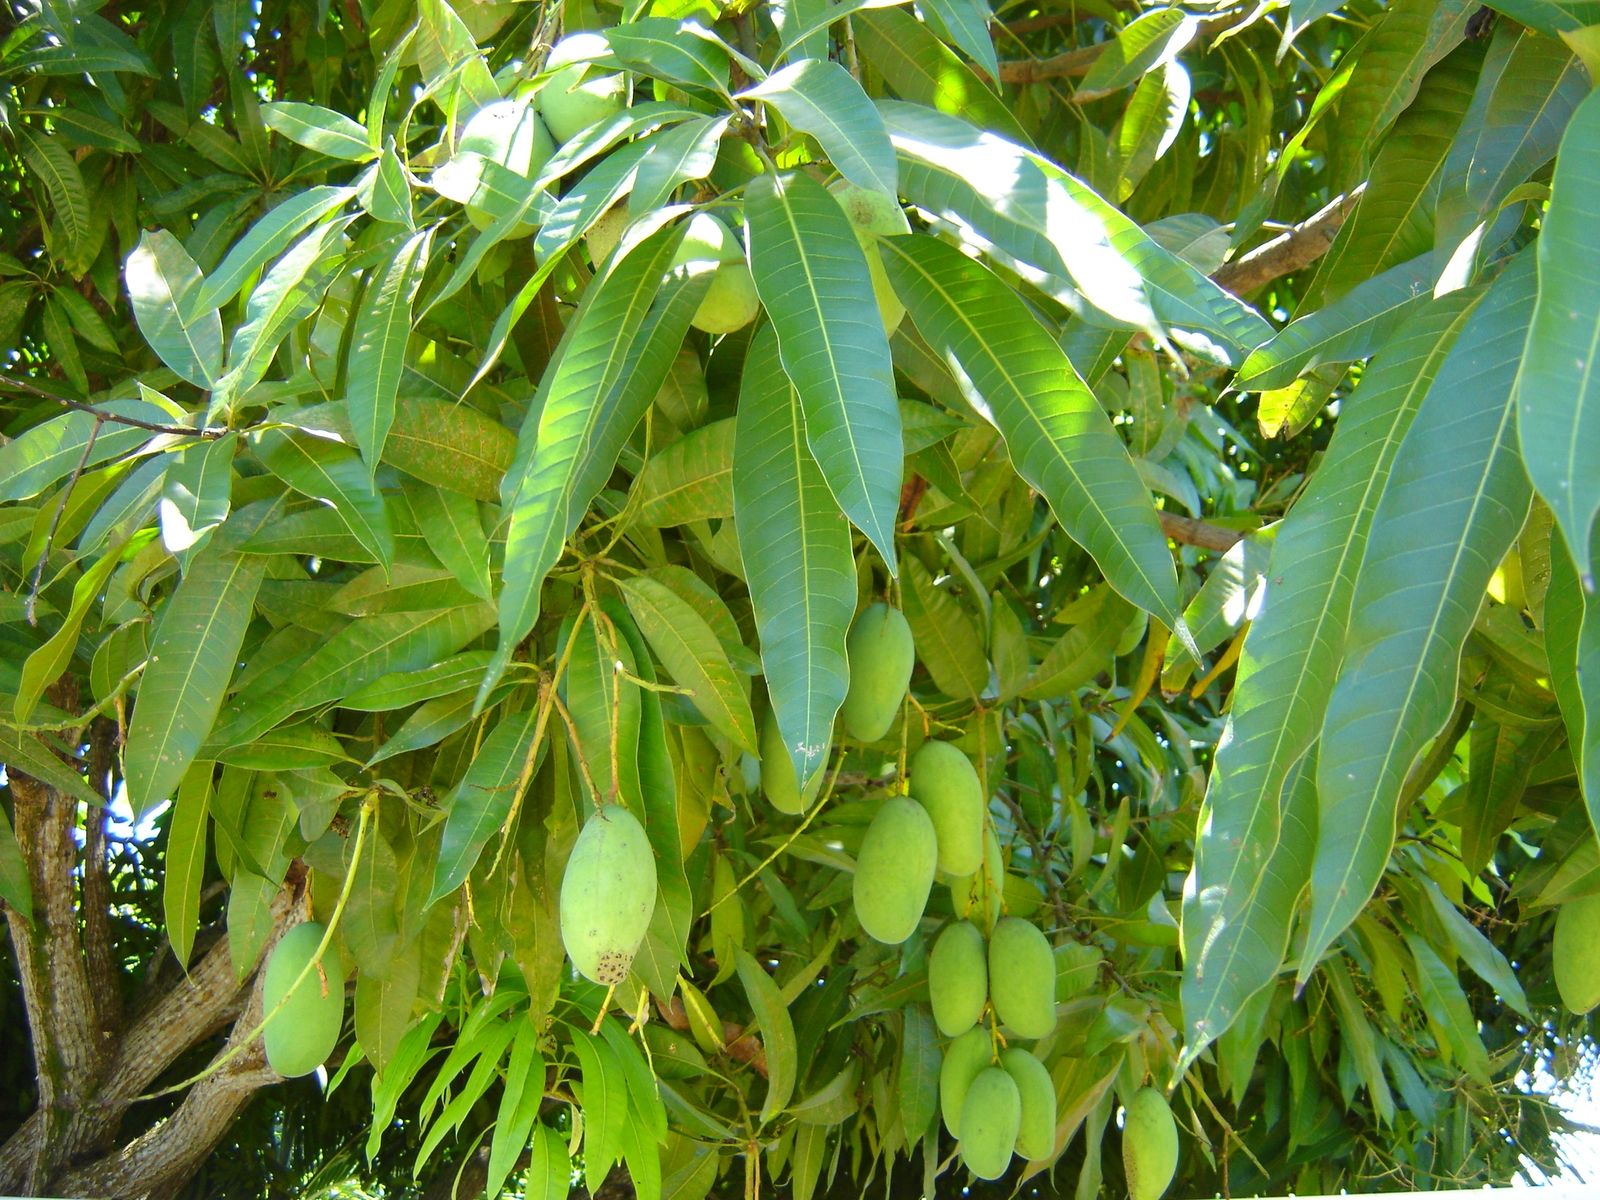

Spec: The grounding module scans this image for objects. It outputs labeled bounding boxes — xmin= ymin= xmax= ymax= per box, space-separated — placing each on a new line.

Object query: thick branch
xmin=1210 ymin=187 xmax=1365 ymax=296
xmin=82 ymin=720 xmax=122 ymax=1043
xmin=995 ymin=44 xmax=1099 ymax=83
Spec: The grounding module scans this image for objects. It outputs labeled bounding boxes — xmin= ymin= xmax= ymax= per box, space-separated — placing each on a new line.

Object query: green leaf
xmin=354 ymin=942 xmax=421 ymax=1074
xmin=211 ymin=603 xmax=496 ymax=750
xmin=347 ymin=229 xmax=433 ymax=477
xmin=734 ymin=948 xmax=797 ymax=1124
xmin=405 ymin=487 xmax=493 ymax=600
xmin=918 ymin=0 xmax=1000 ymax=82
xmin=1482 ymin=0 xmax=1600 ymax=36
xmin=487 ymin=1023 xmax=547 ymax=1198
xmin=1547 ymin=535 xmax=1600 ymax=838
xmin=1516 ymin=86 xmax=1600 ymax=583
xmin=262 ymin=101 xmax=376 ymax=161
xmin=732 ymin=324 xmax=854 ymax=788
xmin=488 ymin=223 xmax=710 ymax=701
xmin=1334 ymin=0 xmax=1475 ymax=185
xmin=1234 ymin=253 xmax=1436 ymax=392
xmin=257 ymin=428 xmax=393 ymax=569
xmin=855 ymin=9 xmax=1032 ymax=147
xmin=16 ymin=544 xmax=125 ymax=724
xmin=901 ymin=554 xmax=987 ymax=700
xmin=0 ymin=398 xmax=171 ymax=504
xmin=605 ymin=18 xmax=732 ymax=100
xmin=1418 ymin=876 xmax=1532 ymax=1017
xmin=0 ymin=804 xmax=30 ymax=924
xmin=743 ymin=60 xmax=897 ymax=196
xmin=1178 ymin=528 xmax=1276 ymax=664
xmin=125 ymin=230 xmax=223 ymax=387
xmin=879 ymin=102 xmax=1271 ymax=363
xmin=618 ymin=575 xmax=758 ymax=753
xmin=1405 ymin=931 xmax=1492 ymax=1083
xmin=897 ymin=1004 xmax=940 ymax=1146
xmin=1078 ymin=8 xmax=1197 ymax=96
xmin=1303 ymin=256 xmax=1535 ymax=977
xmin=883 ymin=234 xmax=1180 ymax=628
xmin=746 ymin=170 xmax=903 ymax=573
xmin=527 ymin=1124 xmax=572 ymax=1200
xmin=634 ymin=418 xmax=734 ymax=527
xmin=431 ymin=702 xmax=543 ymax=904
xmin=1435 ymin=26 xmax=1587 ymax=260
xmin=1308 ymin=41 xmax=1481 ymax=305
xmin=21 ymin=129 xmax=90 ymax=268
xmin=198 ymin=186 xmax=354 ymax=310
xmin=574 ymin=1030 xmax=629 ymax=1191
xmin=1180 ymin=294 xmax=1477 ymax=1062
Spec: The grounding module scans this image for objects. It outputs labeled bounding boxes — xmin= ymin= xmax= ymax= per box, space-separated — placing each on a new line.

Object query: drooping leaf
xmin=262 ymin=101 xmax=376 ymax=161
xmin=347 ymin=229 xmax=433 ymax=477
xmin=882 ymin=234 xmax=1181 ymax=629
xmin=1547 ymin=533 xmax=1600 ymax=838
xmin=1180 ymin=294 xmax=1478 ymax=1062
xmin=746 ymin=170 xmax=903 ymax=573
xmin=634 ymin=418 xmax=735 ymax=527
xmin=732 ymin=324 xmax=854 ymax=788
xmin=1303 ymin=254 xmax=1535 ymax=977
xmin=488 ymin=223 xmax=710 ymax=702
xmin=734 ymin=948 xmax=798 ymax=1124
xmin=430 ymin=702 xmax=543 ymax=904
xmin=1516 ymin=86 xmax=1600 ymax=582
xmin=256 ymin=428 xmax=393 ymax=569
xmin=1078 ymin=8 xmax=1198 ymax=96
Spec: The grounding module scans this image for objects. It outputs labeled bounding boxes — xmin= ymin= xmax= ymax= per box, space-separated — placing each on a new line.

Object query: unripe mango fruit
xmin=759 ymin=707 xmax=824 ymax=814
xmin=1001 ymin=1047 xmax=1057 ymax=1161
xmin=559 ymin=803 xmax=657 ymax=985
xmin=939 ymin=1024 xmax=993 ymax=1137
xmin=537 ymin=34 xmax=626 ymax=144
xmin=672 ymin=213 xmax=759 ymax=335
xmin=262 ymin=922 xmax=345 ymax=1077
xmin=841 ymin=603 xmax=915 ymax=742
xmin=1555 ymin=892 xmax=1600 ymax=1013
xmin=988 ymin=917 xmax=1056 ymax=1039
xmin=910 ymin=740 xmax=984 ymax=876
xmin=949 ymin=825 xmax=1004 ymax=931
xmin=853 ymin=796 xmax=936 ymax=944
xmin=959 ymin=1066 xmax=1021 ymax=1180
xmin=432 ymin=100 xmax=555 ymax=235
xmin=928 ymin=920 xmax=987 ymax=1037
xmin=1123 ymin=1086 xmax=1179 ymax=1200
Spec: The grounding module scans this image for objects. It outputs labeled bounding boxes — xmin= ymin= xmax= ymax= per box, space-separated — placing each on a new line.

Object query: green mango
xmin=760 ymin=707 xmax=824 ymax=814
xmin=928 ymin=920 xmax=987 ymax=1037
xmin=1555 ymin=891 xmax=1600 ymax=1013
xmin=1001 ymin=1047 xmax=1056 ymax=1161
xmin=536 ymin=34 xmax=625 ymax=143
xmin=939 ymin=1024 xmax=993 ymax=1137
xmin=911 ymin=740 xmax=984 ymax=875
xmin=559 ymin=803 xmax=657 ymax=985
xmin=988 ymin=916 xmax=1056 ymax=1039
xmin=949 ymin=825 xmax=1004 ymax=932
xmin=840 ymin=603 xmax=915 ymax=742
xmin=1123 ymin=1086 xmax=1178 ymax=1200
xmin=853 ymin=795 xmax=936 ymax=944
xmin=262 ymin=921 xmax=346 ymax=1078
xmin=959 ymin=1066 xmax=1021 ymax=1180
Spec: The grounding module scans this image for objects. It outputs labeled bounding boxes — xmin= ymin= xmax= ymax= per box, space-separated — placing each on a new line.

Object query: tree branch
xmin=1210 ymin=187 xmax=1365 ymax=296
xmin=1159 ymin=512 xmax=1246 ymax=553
xmin=0 ymin=376 xmax=226 ymax=438
xmin=82 ymin=720 xmax=122 ymax=1043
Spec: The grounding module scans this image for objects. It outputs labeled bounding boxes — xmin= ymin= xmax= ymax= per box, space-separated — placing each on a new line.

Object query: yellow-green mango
xmin=853 ymin=796 xmax=936 ymax=944
xmin=988 ymin=917 xmax=1056 ymax=1039
xmin=759 ymin=707 xmax=824 ymax=814
xmin=1001 ymin=1047 xmax=1056 ymax=1161
xmin=559 ymin=803 xmax=658 ymax=985
xmin=536 ymin=34 xmax=626 ymax=144
xmin=939 ymin=1024 xmax=993 ymax=1137
xmin=910 ymin=740 xmax=984 ymax=876
xmin=928 ymin=920 xmax=987 ymax=1037
xmin=1123 ymin=1086 xmax=1178 ymax=1200
xmin=949 ymin=825 xmax=1004 ymax=931
xmin=1555 ymin=892 xmax=1600 ymax=1013
xmin=959 ymin=1066 xmax=1021 ymax=1180
xmin=262 ymin=922 xmax=345 ymax=1077
xmin=840 ymin=603 xmax=915 ymax=742
xmin=672 ymin=212 xmax=759 ymax=335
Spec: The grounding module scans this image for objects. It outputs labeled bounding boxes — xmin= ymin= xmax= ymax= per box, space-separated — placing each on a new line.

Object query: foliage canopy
xmin=2 ymin=0 xmax=1600 ymax=1196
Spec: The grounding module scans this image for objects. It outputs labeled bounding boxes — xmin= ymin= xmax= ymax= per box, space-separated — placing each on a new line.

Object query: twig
xmin=1210 ymin=186 xmax=1366 ymax=296
xmin=0 ymin=378 xmax=226 ymax=439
